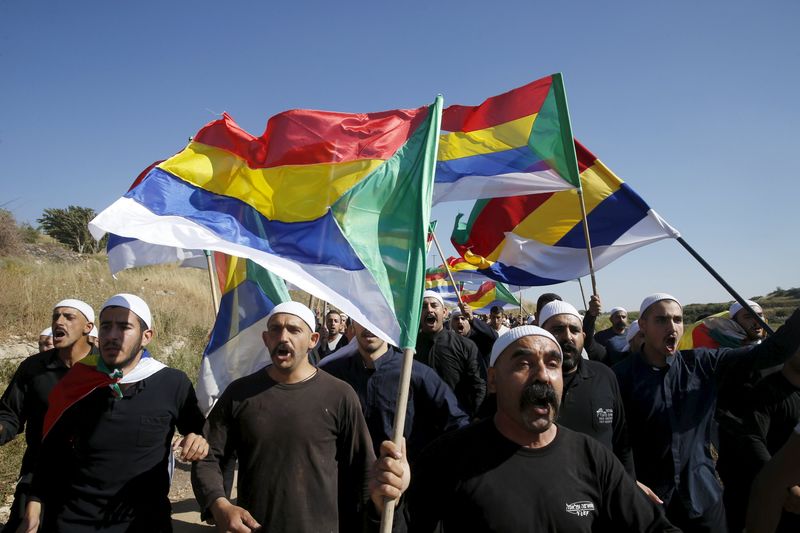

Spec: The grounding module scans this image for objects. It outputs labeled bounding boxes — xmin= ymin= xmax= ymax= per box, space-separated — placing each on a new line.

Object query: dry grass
xmin=0 ymin=253 xmax=217 ymax=507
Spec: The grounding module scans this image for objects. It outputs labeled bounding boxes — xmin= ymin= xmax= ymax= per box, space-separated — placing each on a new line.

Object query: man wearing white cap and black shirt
xmin=613 ymin=293 xmax=800 ymax=533
xmin=537 ymin=302 xmax=640 ymax=479
xmin=0 ymin=298 xmax=95 ymax=533
xmin=448 ymin=303 xmax=497 ymax=369
xmin=37 ymin=327 xmax=54 ymax=353
xmin=371 ymin=325 xmax=678 ymax=531
xmin=415 ymin=290 xmax=485 ymax=416
xmin=595 ymin=306 xmax=629 ymax=353
xmin=192 ymin=301 xmax=374 ymax=533
xmin=28 ymin=293 xmax=208 ymax=533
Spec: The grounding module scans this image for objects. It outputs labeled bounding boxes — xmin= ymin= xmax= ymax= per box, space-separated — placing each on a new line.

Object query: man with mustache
xmin=192 ymin=301 xmax=374 ymax=533
xmin=415 ymin=291 xmax=485 ymax=416
xmin=614 ymin=294 xmax=800 ymax=533
xmin=372 ymin=326 xmax=678 ymax=531
xmin=321 ymin=321 xmax=468 ymax=459
xmin=0 ymin=299 xmax=95 ymax=533
xmin=28 ymin=294 xmax=208 ymax=532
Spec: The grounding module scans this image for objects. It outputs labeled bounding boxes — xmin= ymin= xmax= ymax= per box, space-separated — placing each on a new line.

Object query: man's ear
xmin=310 ymin=331 xmax=320 ymax=348
xmin=487 ymin=367 xmax=497 ymax=394
xmin=141 ymin=329 xmax=154 ymax=347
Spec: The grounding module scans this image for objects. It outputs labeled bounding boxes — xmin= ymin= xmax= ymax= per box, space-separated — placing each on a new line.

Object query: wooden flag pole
xmin=380 ymin=346 xmax=416 ymax=532
xmin=576 ymin=189 xmax=598 ymax=296
xmin=430 ymin=230 xmax=465 ymax=306
xmin=676 ymin=237 xmax=775 ymax=335
xmin=577 ymin=277 xmax=589 ymax=311
xmin=204 ymin=250 xmax=220 ymax=317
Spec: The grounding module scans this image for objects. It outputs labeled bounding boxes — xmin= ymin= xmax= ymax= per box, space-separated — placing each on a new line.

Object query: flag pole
xmin=676 ymin=237 xmax=774 ymax=335
xmin=204 ymin=250 xmax=220 ymax=316
xmin=380 ymin=345 xmax=415 ymax=533
xmin=576 ymin=190 xmax=598 ymax=295
xmin=551 ymin=73 xmax=598 ymax=296
xmin=430 ymin=231 xmax=465 ymax=306
xmin=577 ymin=277 xmax=588 ymax=311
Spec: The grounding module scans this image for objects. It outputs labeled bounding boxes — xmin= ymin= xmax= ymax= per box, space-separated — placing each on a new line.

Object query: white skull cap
xmin=267 ymin=301 xmax=316 ymax=332
xmin=538 ymin=300 xmax=582 ymax=329
xmin=54 ymin=299 xmax=95 ymax=323
xmin=489 ymin=325 xmax=562 ymax=367
xmin=639 ymin=293 xmax=681 ymax=316
xmin=609 ymin=307 xmax=627 ymax=317
xmin=422 ymin=290 xmax=445 ymax=306
xmin=101 ymin=294 xmax=152 ymax=329
xmin=729 ymin=300 xmax=762 ymax=319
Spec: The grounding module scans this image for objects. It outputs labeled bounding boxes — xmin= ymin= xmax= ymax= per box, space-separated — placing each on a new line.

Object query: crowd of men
xmin=2 ymin=288 xmax=800 ymax=532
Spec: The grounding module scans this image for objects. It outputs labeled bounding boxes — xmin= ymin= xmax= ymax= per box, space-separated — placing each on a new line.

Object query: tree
xmin=37 ymin=205 xmax=108 ymax=253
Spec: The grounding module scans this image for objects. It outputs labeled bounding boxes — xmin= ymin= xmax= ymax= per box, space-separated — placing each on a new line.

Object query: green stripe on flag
xmin=528 ymin=73 xmax=581 ymax=188
xmin=332 ymin=96 xmax=442 ymax=348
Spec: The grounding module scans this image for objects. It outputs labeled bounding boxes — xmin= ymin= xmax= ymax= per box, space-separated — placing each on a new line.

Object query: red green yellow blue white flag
xmin=90 ymin=98 xmax=443 ymax=349
xmin=451 ymin=140 xmax=680 ymax=286
xmin=434 ymin=74 xmax=580 ymax=204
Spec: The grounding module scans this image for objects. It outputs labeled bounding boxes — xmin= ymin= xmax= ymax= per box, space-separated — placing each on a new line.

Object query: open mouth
xmin=53 ymin=328 xmax=67 ymax=341
xmin=424 ymin=314 xmax=437 ymax=327
xmin=664 ymin=335 xmax=678 ymax=353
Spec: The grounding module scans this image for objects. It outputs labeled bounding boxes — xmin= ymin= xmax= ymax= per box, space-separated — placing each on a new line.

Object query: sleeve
xmin=175 ymin=375 xmax=206 ymax=436
xmin=462 ymin=342 xmax=486 ymax=415
xmin=0 ymin=363 xmax=28 ymax=444
xmin=711 ymin=307 xmax=800 ymax=376
xmin=335 ymin=388 xmax=376 ymax=532
xmin=29 ymin=403 xmax=73 ymax=504
xmin=190 ymin=388 xmax=236 ymax=511
xmin=420 ymin=367 xmax=470 ymax=432
xmin=739 ymin=388 xmax=780 ymax=472
xmin=596 ymin=442 xmax=680 ymax=532
xmin=610 ymin=376 xmax=636 ymax=478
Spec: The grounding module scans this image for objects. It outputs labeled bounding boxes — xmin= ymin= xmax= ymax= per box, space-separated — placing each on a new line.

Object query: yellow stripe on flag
xmin=437 ymin=113 xmax=537 ymax=161
xmin=159 ymin=142 xmax=384 ymax=222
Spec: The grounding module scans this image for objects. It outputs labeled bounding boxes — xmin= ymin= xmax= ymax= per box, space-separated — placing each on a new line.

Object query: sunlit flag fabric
xmin=90 ymin=98 xmax=442 ymax=348
xmin=426 ymin=256 xmax=490 ymax=284
xmin=196 ymin=253 xmax=290 ymax=412
xmin=433 ymin=74 xmax=580 ymax=204
xmin=461 ymin=281 xmax=520 ymax=313
xmin=451 ymin=140 xmax=680 ymax=286
xmin=105 ymin=162 xmax=207 ymax=275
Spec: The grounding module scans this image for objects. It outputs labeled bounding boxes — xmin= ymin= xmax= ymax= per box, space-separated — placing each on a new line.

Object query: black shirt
xmin=0 ymin=349 xmax=71 ymax=484
xmin=399 ymin=419 xmax=677 ymax=532
xmin=415 ymin=328 xmax=486 ymax=415
xmin=33 ymin=367 xmax=204 ymax=533
xmin=558 ymin=358 xmax=635 ymax=476
xmin=321 ymin=347 xmax=469 ymax=459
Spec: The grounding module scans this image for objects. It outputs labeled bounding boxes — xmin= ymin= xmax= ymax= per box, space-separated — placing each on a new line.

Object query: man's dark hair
xmin=490 ymin=306 xmax=502 ymax=315
xmin=536 ymin=293 xmax=562 ymax=313
xmin=326 ymin=310 xmax=342 ymax=319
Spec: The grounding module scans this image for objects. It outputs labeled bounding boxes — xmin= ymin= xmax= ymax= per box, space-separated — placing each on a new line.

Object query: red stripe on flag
xmin=442 ymin=76 xmax=553 ymax=133
xmin=461 ymin=281 xmax=496 ymax=304
xmin=453 ymin=193 xmax=555 ymax=258
xmin=192 ymin=108 xmax=429 ymax=169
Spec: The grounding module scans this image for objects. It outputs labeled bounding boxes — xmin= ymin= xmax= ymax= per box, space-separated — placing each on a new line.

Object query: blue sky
xmin=2 ymin=0 xmax=798 ymax=311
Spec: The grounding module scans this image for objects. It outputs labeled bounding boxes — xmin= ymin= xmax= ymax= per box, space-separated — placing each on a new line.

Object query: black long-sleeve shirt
xmin=32 ymin=367 xmax=204 ymax=533
xmin=415 ymin=329 xmax=486 ymax=415
xmin=559 ymin=357 xmax=636 ymax=476
xmin=398 ymin=420 xmax=677 ymax=532
xmin=0 ymin=349 xmax=69 ymax=486
xmin=613 ymin=307 xmax=800 ymax=518
xmin=321 ymin=347 xmax=469 ymax=459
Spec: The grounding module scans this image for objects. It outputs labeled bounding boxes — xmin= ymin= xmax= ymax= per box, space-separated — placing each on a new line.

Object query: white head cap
xmin=449 ymin=309 xmax=463 ymax=319
xmin=639 ymin=293 xmax=681 ymax=316
xmin=267 ymin=301 xmax=316 ymax=332
xmin=538 ymin=300 xmax=582 ymax=329
xmin=101 ymin=294 xmax=152 ymax=329
xmin=729 ymin=300 xmax=763 ymax=319
xmin=54 ymin=299 xmax=95 ymax=323
xmin=40 ymin=327 xmax=52 ymax=337
xmin=625 ymin=321 xmax=641 ymax=343
xmin=525 ymin=315 xmax=535 ymax=325
xmin=489 ymin=325 xmax=562 ymax=367
xmin=422 ymin=290 xmax=445 ymax=307
xmin=609 ymin=307 xmax=627 ymax=317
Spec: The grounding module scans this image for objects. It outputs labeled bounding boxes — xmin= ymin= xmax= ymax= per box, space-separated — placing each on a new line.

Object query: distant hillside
xmin=682 ymin=287 xmax=799 ymax=326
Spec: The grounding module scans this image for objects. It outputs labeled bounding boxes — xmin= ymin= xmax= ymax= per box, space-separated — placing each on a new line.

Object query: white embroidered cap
xmin=267 ymin=301 xmax=316 ymax=332
xmin=489 ymin=325 xmax=562 ymax=367
xmin=54 ymin=299 xmax=95 ymax=323
xmin=101 ymin=294 xmax=152 ymax=329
